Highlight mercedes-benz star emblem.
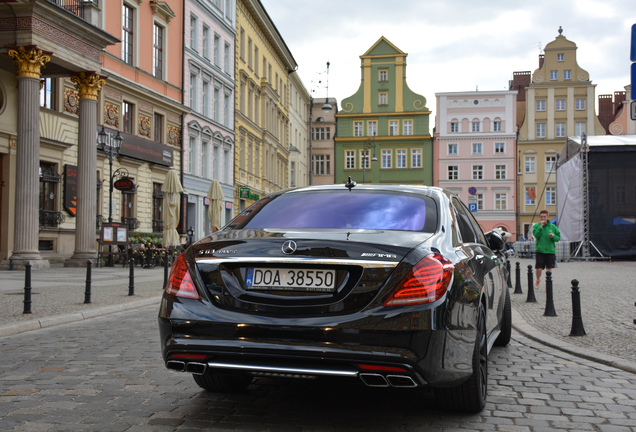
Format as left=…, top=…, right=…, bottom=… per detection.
left=282, top=240, right=297, bottom=255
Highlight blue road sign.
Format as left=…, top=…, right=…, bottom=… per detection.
left=632, top=63, right=636, bottom=100
left=468, top=203, right=477, bottom=213
left=631, top=24, right=636, bottom=62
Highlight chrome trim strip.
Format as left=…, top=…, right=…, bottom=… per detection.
left=207, top=361, right=359, bottom=377
left=195, top=257, right=399, bottom=267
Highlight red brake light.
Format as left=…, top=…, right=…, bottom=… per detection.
left=383, top=253, right=453, bottom=307
left=358, top=364, right=408, bottom=372
left=165, top=254, right=199, bottom=299
left=169, top=353, right=207, bottom=360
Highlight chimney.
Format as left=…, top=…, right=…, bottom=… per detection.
left=614, top=91, right=626, bottom=113
left=509, top=71, right=531, bottom=102
left=538, top=54, right=545, bottom=69
left=597, top=94, right=613, bottom=134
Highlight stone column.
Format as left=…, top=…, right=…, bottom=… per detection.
left=66, top=72, right=106, bottom=267
left=5, top=45, right=52, bottom=270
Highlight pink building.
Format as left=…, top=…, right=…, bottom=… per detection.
left=434, top=90, right=518, bottom=237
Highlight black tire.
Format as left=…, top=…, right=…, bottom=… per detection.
left=193, top=373, right=253, bottom=393
left=434, top=306, right=487, bottom=413
left=494, top=288, right=512, bottom=346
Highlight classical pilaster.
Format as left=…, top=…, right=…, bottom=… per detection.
left=3, top=45, right=52, bottom=270
left=65, top=72, right=106, bottom=267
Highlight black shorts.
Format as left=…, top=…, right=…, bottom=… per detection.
left=535, top=252, right=556, bottom=269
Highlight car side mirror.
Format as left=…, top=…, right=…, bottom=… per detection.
left=485, top=230, right=505, bottom=252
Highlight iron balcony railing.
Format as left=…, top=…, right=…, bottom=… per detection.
left=122, top=217, right=140, bottom=231
left=152, top=219, right=164, bottom=234
left=46, top=0, right=88, bottom=18
left=40, top=210, right=66, bottom=228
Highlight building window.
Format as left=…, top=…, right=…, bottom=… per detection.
left=451, top=122, right=459, bottom=133
left=525, top=156, right=535, bottom=173
left=448, top=143, right=458, bottom=155
left=40, top=78, right=56, bottom=109
left=472, top=165, right=483, bottom=180
left=546, top=187, right=556, bottom=205
left=188, top=136, right=197, bottom=175
left=526, top=187, right=536, bottom=205
left=39, top=162, right=60, bottom=227
left=345, top=150, right=355, bottom=170
left=477, top=193, right=484, bottom=210
left=412, top=149, right=421, bottom=168
left=471, top=143, right=482, bottom=155
left=471, top=121, right=480, bottom=132
left=290, top=162, right=295, bottom=187
left=536, top=123, right=546, bottom=138
left=122, top=101, right=133, bottom=133
left=616, top=186, right=626, bottom=203
left=379, top=70, right=387, bottom=81
left=556, top=99, right=565, bottom=111
left=189, top=15, right=197, bottom=51
left=546, top=155, right=556, bottom=173
left=202, top=80, right=210, bottom=117
left=550, top=70, right=557, bottom=80
left=536, top=100, right=546, bottom=111
left=494, top=142, right=505, bottom=154
left=495, top=164, right=506, bottom=180
left=556, top=122, right=565, bottom=137
left=254, top=46, right=259, bottom=75
left=154, top=113, right=163, bottom=143
left=202, top=25, right=210, bottom=59
left=575, top=122, right=586, bottom=136
left=382, top=150, right=392, bottom=169
left=214, top=34, right=220, bottom=66
left=121, top=187, right=135, bottom=227
left=122, top=4, right=134, bottom=65
left=361, top=150, right=370, bottom=169
left=314, top=127, right=329, bottom=140
left=189, top=72, right=198, bottom=112
left=224, top=43, right=231, bottom=74
left=447, top=165, right=458, bottom=180
left=575, top=99, right=586, bottom=110
left=397, top=150, right=406, bottom=168
left=202, top=140, right=210, bottom=178
left=389, top=121, right=398, bottom=136
left=224, top=93, right=230, bottom=127
left=152, top=183, right=164, bottom=233
left=557, top=53, right=564, bottom=61
left=379, top=93, right=387, bottom=105
left=239, top=27, right=244, bottom=59
left=247, top=37, right=252, bottom=69
left=493, top=121, right=501, bottom=132
left=314, top=155, right=330, bottom=175
left=403, top=120, right=413, bottom=136
left=354, top=121, right=362, bottom=137
left=564, top=70, right=571, bottom=80
left=214, top=86, right=220, bottom=122
left=368, top=121, right=377, bottom=137
left=153, top=23, right=164, bottom=79
left=495, top=193, right=507, bottom=210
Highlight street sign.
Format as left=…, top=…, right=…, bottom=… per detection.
left=632, top=63, right=636, bottom=101
left=468, top=203, right=477, bottom=213
left=631, top=23, right=636, bottom=62
left=468, top=187, right=477, bottom=195
left=631, top=100, right=636, bottom=121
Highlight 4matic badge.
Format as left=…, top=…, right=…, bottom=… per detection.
left=361, top=253, right=397, bottom=259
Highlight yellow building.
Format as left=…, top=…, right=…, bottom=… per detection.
left=234, top=0, right=297, bottom=213
left=517, top=28, right=604, bottom=238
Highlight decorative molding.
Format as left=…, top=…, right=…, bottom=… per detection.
left=6, top=45, right=51, bottom=78
left=150, top=0, right=176, bottom=23
left=63, top=88, right=79, bottom=115
left=167, top=126, right=181, bottom=146
left=139, top=101, right=153, bottom=113
left=104, top=103, right=119, bottom=128
left=103, top=87, right=122, bottom=101
left=69, top=72, right=106, bottom=100
left=167, top=113, right=180, bottom=124
left=139, top=114, right=151, bottom=138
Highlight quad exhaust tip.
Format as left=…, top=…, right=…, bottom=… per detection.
left=359, top=373, right=417, bottom=388
left=166, top=361, right=206, bottom=375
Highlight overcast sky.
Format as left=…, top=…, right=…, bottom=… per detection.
left=260, top=0, right=634, bottom=121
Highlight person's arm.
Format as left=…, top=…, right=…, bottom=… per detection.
left=552, top=225, right=561, bottom=242
left=533, top=223, right=542, bottom=239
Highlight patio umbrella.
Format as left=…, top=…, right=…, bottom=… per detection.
left=162, top=170, right=183, bottom=247
left=206, top=180, right=224, bottom=232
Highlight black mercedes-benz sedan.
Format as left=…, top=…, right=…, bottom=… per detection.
left=158, top=183, right=511, bottom=412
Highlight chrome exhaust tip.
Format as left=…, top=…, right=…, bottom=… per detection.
left=186, top=362, right=207, bottom=375
left=166, top=360, right=186, bottom=372
left=359, top=373, right=389, bottom=387
left=387, top=375, right=417, bottom=388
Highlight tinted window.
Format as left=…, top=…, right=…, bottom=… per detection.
left=452, top=197, right=487, bottom=245
left=234, top=191, right=436, bottom=232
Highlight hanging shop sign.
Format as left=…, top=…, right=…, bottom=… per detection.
left=64, top=164, right=78, bottom=216
left=114, top=177, right=136, bottom=192
left=101, top=126, right=174, bottom=167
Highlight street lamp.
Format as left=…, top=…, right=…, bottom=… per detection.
left=98, top=126, right=124, bottom=267
left=362, top=133, right=378, bottom=183
left=322, top=61, right=332, bottom=113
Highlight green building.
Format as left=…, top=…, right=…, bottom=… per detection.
left=335, top=37, right=432, bottom=185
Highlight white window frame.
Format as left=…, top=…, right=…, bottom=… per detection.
left=495, top=164, right=507, bottom=180
left=575, top=122, right=586, bottom=136
left=379, top=93, right=387, bottom=105
left=451, top=122, right=459, bottom=133
left=345, top=150, right=355, bottom=170
left=494, top=142, right=505, bottom=154
left=556, top=99, right=565, bottom=111
left=354, top=121, right=363, bottom=137
left=564, top=70, right=571, bottom=80
left=536, top=100, right=546, bottom=111
left=546, top=187, right=556, bottom=205
left=447, top=165, right=458, bottom=180
left=411, top=149, right=421, bottom=168
left=396, top=150, right=406, bottom=169
left=525, top=156, right=536, bottom=173
left=202, top=25, right=210, bottom=59
left=557, top=53, right=564, bottom=61
left=379, top=70, right=387, bottom=81
left=389, top=121, right=398, bottom=136
left=471, top=121, right=480, bottom=132
left=471, top=143, right=482, bottom=155
left=472, top=165, right=483, bottom=180
left=381, top=149, right=392, bottom=169
left=368, top=121, right=377, bottom=137
left=189, top=15, right=198, bottom=51
left=448, top=143, right=458, bottom=156
left=575, top=99, right=586, bottom=110
left=536, top=123, right=546, bottom=138
left=495, top=193, right=507, bottom=210
left=476, top=193, right=484, bottom=211
left=403, top=120, right=413, bottom=136
left=550, top=70, right=558, bottom=80
left=556, top=122, right=565, bottom=137
left=493, top=121, right=502, bottom=132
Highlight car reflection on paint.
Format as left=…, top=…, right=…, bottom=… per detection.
left=158, top=183, right=512, bottom=412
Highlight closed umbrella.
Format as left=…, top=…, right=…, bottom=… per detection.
left=162, top=170, right=183, bottom=247
left=206, top=180, right=224, bottom=232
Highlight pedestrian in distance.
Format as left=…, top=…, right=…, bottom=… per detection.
left=533, top=209, right=560, bottom=289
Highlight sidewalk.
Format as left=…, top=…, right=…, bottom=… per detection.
left=1, top=257, right=635, bottom=374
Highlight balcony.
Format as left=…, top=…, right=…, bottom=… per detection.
left=122, top=217, right=140, bottom=231
left=152, top=220, right=164, bottom=234
left=46, top=0, right=88, bottom=18
left=40, top=210, right=66, bottom=228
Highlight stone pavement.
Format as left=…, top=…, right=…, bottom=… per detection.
left=1, top=257, right=635, bottom=374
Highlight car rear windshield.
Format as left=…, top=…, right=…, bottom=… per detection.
left=234, top=191, right=437, bottom=232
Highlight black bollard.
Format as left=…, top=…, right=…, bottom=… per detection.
left=514, top=261, right=523, bottom=294
left=526, top=264, right=537, bottom=303
left=543, top=270, right=557, bottom=316
left=506, top=260, right=512, bottom=288
left=569, top=279, right=586, bottom=336
left=23, top=263, right=32, bottom=314
left=163, top=252, right=169, bottom=289
left=128, top=258, right=135, bottom=296
left=84, top=260, right=92, bottom=304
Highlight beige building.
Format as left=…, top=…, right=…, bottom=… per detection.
left=310, top=97, right=338, bottom=185
left=287, top=73, right=310, bottom=187
left=517, top=28, right=604, bottom=238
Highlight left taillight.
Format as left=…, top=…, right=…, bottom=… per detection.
left=165, top=254, right=199, bottom=299
left=383, top=253, right=453, bottom=307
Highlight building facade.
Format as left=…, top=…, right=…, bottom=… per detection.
left=604, top=85, right=635, bottom=135
left=335, top=37, right=432, bottom=186
left=234, top=0, right=296, bottom=213
left=434, top=90, right=518, bottom=237
left=183, top=0, right=236, bottom=239
left=310, top=97, right=337, bottom=185
left=517, top=28, right=605, bottom=239
left=287, top=73, right=310, bottom=188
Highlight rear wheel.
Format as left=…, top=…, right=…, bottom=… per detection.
left=494, top=288, right=512, bottom=346
left=193, top=373, right=253, bottom=393
left=434, top=306, right=487, bottom=412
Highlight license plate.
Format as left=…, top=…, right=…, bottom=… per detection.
left=245, top=268, right=336, bottom=292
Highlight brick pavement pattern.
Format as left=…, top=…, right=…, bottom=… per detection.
left=1, top=306, right=636, bottom=431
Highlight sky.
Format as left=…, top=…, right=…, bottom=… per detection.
left=259, top=0, right=634, bottom=122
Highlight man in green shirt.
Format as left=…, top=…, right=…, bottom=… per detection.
left=533, top=209, right=561, bottom=288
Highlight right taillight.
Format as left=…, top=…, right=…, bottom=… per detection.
left=383, top=253, right=453, bottom=307
left=165, top=254, right=199, bottom=299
